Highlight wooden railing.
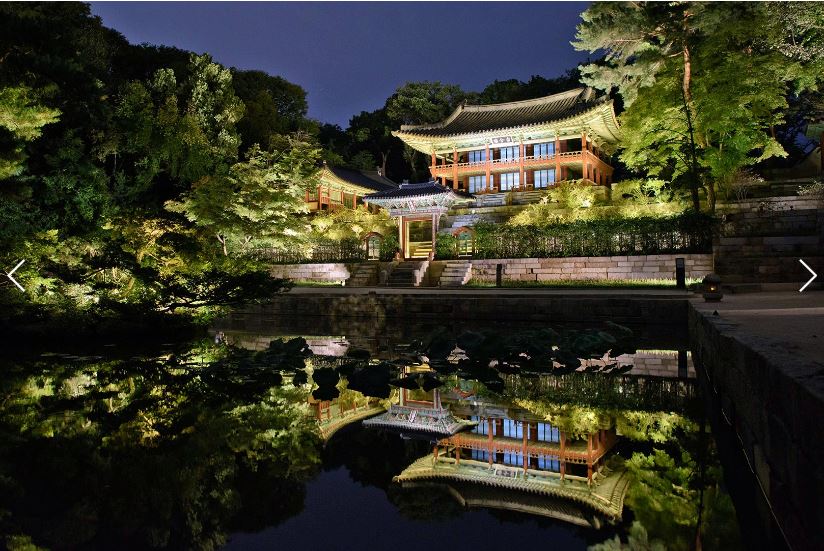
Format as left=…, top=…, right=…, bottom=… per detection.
left=429, top=150, right=610, bottom=181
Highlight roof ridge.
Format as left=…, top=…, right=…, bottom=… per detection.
left=400, top=87, right=592, bottom=132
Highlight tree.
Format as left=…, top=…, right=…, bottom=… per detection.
left=167, top=136, right=320, bottom=256
left=478, top=71, right=581, bottom=104
left=0, top=86, right=60, bottom=179
left=384, top=81, right=469, bottom=181
left=231, top=69, right=309, bottom=151
left=574, top=2, right=824, bottom=211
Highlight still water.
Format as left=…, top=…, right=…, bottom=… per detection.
left=0, top=317, right=742, bottom=550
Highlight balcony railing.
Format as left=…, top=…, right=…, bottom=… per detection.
left=430, top=150, right=606, bottom=177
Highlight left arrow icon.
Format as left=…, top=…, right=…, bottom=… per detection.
left=5, top=259, right=25, bottom=292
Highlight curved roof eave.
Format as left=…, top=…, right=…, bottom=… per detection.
left=393, top=101, right=621, bottom=155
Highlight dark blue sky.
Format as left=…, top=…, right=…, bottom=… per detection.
left=90, top=2, right=591, bottom=127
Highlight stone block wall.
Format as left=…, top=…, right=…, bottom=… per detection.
left=269, top=263, right=350, bottom=282
left=689, top=306, right=824, bottom=551
left=614, top=350, right=695, bottom=378
left=469, top=254, right=713, bottom=283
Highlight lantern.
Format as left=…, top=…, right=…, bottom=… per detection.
left=702, top=273, right=723, bottom=302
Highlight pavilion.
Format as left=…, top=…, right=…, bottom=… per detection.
left=363, top=181, right=473, bottom=258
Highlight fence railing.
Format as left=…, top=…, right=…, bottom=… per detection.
left=438, top=213, right=715, bottom=260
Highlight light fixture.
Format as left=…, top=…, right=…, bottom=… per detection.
left=702, top=273, right=723, bottom=302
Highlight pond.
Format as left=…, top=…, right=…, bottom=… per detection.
left=0, top=317, right=744, bottom=551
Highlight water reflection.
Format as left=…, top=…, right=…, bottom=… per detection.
left=0, top=321, right=741, bottom=550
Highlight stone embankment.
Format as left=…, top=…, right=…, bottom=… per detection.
left=470, top=254, right=712, bottom=283
left=689, top=294, right=824, bottom=551
left=714, top=195, right=824, bottom=287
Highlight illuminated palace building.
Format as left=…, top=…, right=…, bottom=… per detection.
left=363, top=88, right=621, bottom=258
left=393, top=87, right=620, bottom=195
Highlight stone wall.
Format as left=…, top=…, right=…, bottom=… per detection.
left=714, top=196, right=824, bottom=285
left=689, top=305, right=824, bottom=551
left=238, top=291, right=689, bottom=326
left=269, top=263, right=351, bottom=282
left=470, top=254, right=713, bottom=282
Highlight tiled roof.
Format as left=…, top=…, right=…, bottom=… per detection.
left=364, top=181, right=472, bottom=201
left=325, top=166, right=397, bottom=192
left=397, top=88, right=606, bottom=137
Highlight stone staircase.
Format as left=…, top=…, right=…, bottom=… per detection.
left=346, top=262, right=379, bottom=287
left=410, top=241, right=433, bottom=258
left=714, top=204, right=824, bottom=286
left=439, top=260, right=472, bottom=287
left=386, top=261, right=429, bottom=287
left=450, top=214, right=480, bottom=229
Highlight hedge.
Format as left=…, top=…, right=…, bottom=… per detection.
left=437, top=213, right=715, bottom=260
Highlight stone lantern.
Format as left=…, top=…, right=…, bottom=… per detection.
left=702, top=273, right=723, bottom=302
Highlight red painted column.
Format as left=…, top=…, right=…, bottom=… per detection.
left=487, top=418, right=494, bottom=465
left=554, top=136, right=561, bottom=183
left=485, top=143, right=491, bottom=193
left=559, top=431, right=566, bottom=480
left=522, top=422, right=528, bottom=472
left=452, top=146, right=458, bottom=190
left=518, top=141, right=525, bottom=190
left=587, top=433, right=593, bottom=484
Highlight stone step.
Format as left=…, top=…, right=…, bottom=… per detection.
left=438, top=259, right=472, bottom=287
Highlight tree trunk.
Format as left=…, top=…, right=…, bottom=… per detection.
left=380, top=151, right=388, bottom=177
left=218, top=234, right=228, bottom=256
left=682, top=43, right=702, bottom=213
left=707, top=180, right=717, bottom=213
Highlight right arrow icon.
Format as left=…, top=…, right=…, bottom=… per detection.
left=799, top=259, right=818, bottom=293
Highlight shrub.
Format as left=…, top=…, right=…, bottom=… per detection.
left=472, top=212, right=715, bottom=259
left=435, top=233, right=458, bottom=260
left=798, top=180, right=824, bottom=199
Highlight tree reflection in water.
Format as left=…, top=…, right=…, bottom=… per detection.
left=0, top=339, right=323, bottom=550
left=0, top=324, right=742, bottom=551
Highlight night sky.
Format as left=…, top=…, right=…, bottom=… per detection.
left=90, top=2, right=592, bottom=128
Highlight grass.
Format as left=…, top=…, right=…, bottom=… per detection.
left=464, top=278, right=702, bottom=290
left=289, top=279, right=345, bottom=287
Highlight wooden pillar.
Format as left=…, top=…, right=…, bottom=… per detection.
left=398, top=215, right=404, bottom=259
left=431, top=212, right=437, bottom=255
left=518, top=140, right=525, bottom=190
left=485, top=143, right=491, bottom=193
left=587, top=433, right=593, bottom=484
left=554, top=135, right=561, bottom=183
left=522, top=422, right=528, bottom=472
left=559, top=430, right=566, bottom=480
left=487, top=418, right=494, bottom=465
left=433, top=444, right=439, bottom=465
left=455, top=445, right=460, bottom=464
left=431, top=150, right=436, bottom=169
left=452, top=146, right=458, bottom=190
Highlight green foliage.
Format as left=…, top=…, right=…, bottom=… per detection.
left=473, top=212, right=714, bottom=259
left=0, top=7, right=314, bottom=329
left=798, top=180, right=824, bottom=199
left=385, top=81, right=468, bottom=126
left=379, top=232, right=400, bottom=261
left=590, top=522, right=667, bottom=551
left=611, top=179, right=668, bottom=204
left=168, top=137, right=319, bottom=256
left=385, top=81, right=470, bottom=180
left=435, top=232, right=458, bottom=260
left=0, top=340, right=323, bottom=548
left=547, top=179, right=601, bottom=211
left=231, top=69, right=309, bottom=151
left=0, top=86, right=60, bottom=179
left=309, top=204, right=395, bottom=241
left=574, top=2, right=824, bottom=211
